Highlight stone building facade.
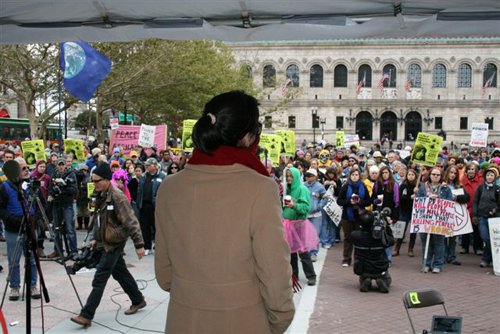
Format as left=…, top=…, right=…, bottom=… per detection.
left=230, top=38, right=499, bottom=148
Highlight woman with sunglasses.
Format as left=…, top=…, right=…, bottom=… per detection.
left=167, top=162, right=181, bottom=175
left=416, top=166, right=453, bottom=273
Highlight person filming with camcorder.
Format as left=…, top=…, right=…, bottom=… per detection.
left=46, top=157, right=78, bottom=260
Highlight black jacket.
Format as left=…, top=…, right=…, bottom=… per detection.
left=352, top=226, right=394, bottom=275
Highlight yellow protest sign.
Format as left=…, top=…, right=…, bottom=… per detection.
left=411, top=132, right=443, bottom=167
left=21, top=140, right=46, bottom=166
left=335, top=131, right=345, bottom=147
left=64, top=139, right=86, bottom=162
left=182, top=119, right=197, bottom=152
left=259, top=134, right=281, bottom=167
left=87, top=182, right=96, bottom=212
left=275, top=130, right=296, bottom=155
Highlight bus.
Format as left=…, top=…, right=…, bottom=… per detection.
left=0, top=118, right=63, bottom=145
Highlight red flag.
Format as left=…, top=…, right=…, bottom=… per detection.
left=377, top=73, right=390, bottom=91
left=356, top=72, right=366, bottom=95
left=281, top=78, right=292, bottom=96
left=482, top=72, right=496, bottom=96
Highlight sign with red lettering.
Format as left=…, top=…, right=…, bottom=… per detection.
left=410, top=197, right=473, bottom=237
left=109, top=124, right=167, bottom=156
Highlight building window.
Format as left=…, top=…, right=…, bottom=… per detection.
left=263, top=65, right=276, bottom=88
left=286, top=64, right=300, bottom=87
left=358, top=64, right=372, bottom=87
left=435, top=117, right=443, bottom=129
left=288, top=116, right=296, bottom=129
left=483, top=63, right=498, bottom=88
left=382, top=64, right=397, bottom=88
left=334, top=64, right=348, bottom=87
left=264, top=116, right=272, bottom=129
left=485, top=117, right=494, bottom=130
left=457, top=63, right=472, bottom=88
left=336, top=116, right=344, bottom=129
left=407, top=63, right=422, bottom=88
left=460, top=117, right=468, bottom=130
left=432, top=63, right=447, bottom=88
left=310, top=64, right=323, bottom=88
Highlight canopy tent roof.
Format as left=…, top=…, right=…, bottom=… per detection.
left=1, top=0, right=500, bottom=44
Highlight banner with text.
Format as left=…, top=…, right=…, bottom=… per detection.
left=259, top=134, right=282, bottom=166
left=469, top=123, right=489, bottom=147
left=410, top=132, right=443, bottom=167
left=411, top=197, right=473, bottom=237
left=344, top=134, right=360, bottom=149
left=110, top=125, right=167, bottom=156
left=275, top=130, right=296, bottom=155
left=63, top=139, right=86, bottom=162
left=182, top=119, right=197, bottom=152
left=21, top=140, right=46, bottom=166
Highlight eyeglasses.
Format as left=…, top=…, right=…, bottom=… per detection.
left=92, top=178, right=104, bottom=183
left=22, top=166, right=29, bottom=170
left=431, top=173, right=441, bottom=176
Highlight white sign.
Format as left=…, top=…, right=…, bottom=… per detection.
left=470, top=123, right=489, bottom=147
left=110, top=118, right=119, bottom=130
left=344, top=134, right=360, bottom=149
left=323, top=198, right=343, bottom=226
left=138, top=124, right=156, bottom=148
left=390, top=221, right=406, bottom=239
left=489, top=218, right=500, bottom=276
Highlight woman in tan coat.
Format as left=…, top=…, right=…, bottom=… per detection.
left=155, top=91, right=295, bottom=334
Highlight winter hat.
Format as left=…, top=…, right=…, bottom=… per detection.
left=93, top=162, right=112, bottom=180
left=91, top=148, right=102, bottom=156
left=485, top=167, right=499, bottom=178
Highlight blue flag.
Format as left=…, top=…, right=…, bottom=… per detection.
left=60, top=41, right=111, bottom=102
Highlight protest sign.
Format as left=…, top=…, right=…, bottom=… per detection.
left=63, top=139, right=86, bottom=162
left=110, top=118, right=119, bottom=130
left=469, top=123, right=489, bottom=147
left=411, top=197, right=473, bottom=237
left=335, top=131, right=345, bottom=147
left=397, top=149, right=411, bottom=160
left=182, top=119, right=197, bottom=151
left=410, top=132, right=443, bottom=166
left=138, top=124, right=156, bottom=148
left=344, top=134, right=360, bottom=149
left=390, top=221, right=406, bottom=239
left=275, top=130, right=296, bottom=155
left=21, top=140, right=45, bottom=166
left=259, top=134, right=282, bottom=166
left=323, top=198, right=343, bottom=226
left=87, top=182, right=95, bottom=212
left=488, top=218, right=500, bottom=276
left=110, top=125, right=167, bottom=156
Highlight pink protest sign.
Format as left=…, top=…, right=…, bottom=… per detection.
left=110, top=124, right=167, bottom=156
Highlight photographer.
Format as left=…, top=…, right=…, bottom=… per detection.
left=47, top=158, right=78, bottom=260
left=352, top=210, right=394, bottom=293
left=70, top=163, right=146, bottom=328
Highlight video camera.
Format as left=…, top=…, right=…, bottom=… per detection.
left=66, top=246, right=102, bottom=275
left=372, top=207, right=392, bottom=244
left=50, top=176, right=73, bottom=197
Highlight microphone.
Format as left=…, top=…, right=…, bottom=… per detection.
left=2, top=160, right=21, bottom=185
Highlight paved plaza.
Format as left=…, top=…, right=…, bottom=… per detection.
left=1, top=230, right=499, bottom=333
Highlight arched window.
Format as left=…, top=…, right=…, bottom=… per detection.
left=355, top=111, right=373, bottom=140
left=382, top=64, right=397, bottom=88
left=310, top=64, right=323, bottom=88
left=432, top=63, right=447, bottom=88
left=334, top=64, right=348, bottom=87
left=405, top=111, right=422, bottom=141
left=358, top=64, right=372, bottom=87
left=457, top=63, right=472, bottom=88
left=483, top=63, right=498, bottom=88
left=286, top=64, right=300, bottom=87
left=407, top=63, right=422, bottom=88
left=380, top=111, right=398, bottom=141
left=263, top=65, right=276, bottom=88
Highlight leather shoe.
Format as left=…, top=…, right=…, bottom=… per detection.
left=70, top=315, right=91, bottom=327
left=124, top=299, right=146, bottom=315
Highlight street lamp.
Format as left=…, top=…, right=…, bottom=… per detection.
left=320, top=117, right=326, bottom=141
left=123, top=98, right=128, bottom=125
left=311, top=107, right=318, bottom=144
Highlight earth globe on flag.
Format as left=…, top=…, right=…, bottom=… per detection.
left=62, top=42, right=86, bottom=79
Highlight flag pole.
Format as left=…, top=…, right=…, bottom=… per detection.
left=57, top=53, right=63, bottom=155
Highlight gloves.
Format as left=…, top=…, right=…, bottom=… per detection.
left=472, top=217, right=479, bottom=225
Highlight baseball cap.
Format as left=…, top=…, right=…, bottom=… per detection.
left=144, top=157, right=159, bottom=166
left=305, top=168, right=318, bottom=177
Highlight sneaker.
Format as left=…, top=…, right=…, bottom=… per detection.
left=310, top=255, right=318, bottom=262
left=480, top=261, right=488, bottom=268
left=323, top=244, right=332, bottom=249
left=360, top=278, right=371, bottom=292
left=408, top=250, right=414, bottom=257
left=376, top=278, right=389, bottom=293
left=307, top=278, right=316, bottom=286
left=422, top=266, right=430, bottom=273
left=432, top=267, right=441, bottom=274
left=342, top=263, right=349, bottom=267
left=9, top=288, right=20, bottom=301
left=31, top=287, right=41, bottom=299
left=144, top=249, right=150, bottom=256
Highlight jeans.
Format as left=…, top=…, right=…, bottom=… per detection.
left=308, top=216, right=322, bottom=256
left=52, top=203, right=77, bottom=255
left=420, top=233, right=445, bottom=269
left=140, top=202, right=156, bottom=250
left=291, top=252, right=316, bottom=280
left=445, top=236, right=457, bottom=262
left=478, top=216, right=492, bottom=264
left=5, top=230, right=38, bottom=289
left=385, top=247, right=393, bottom=264
left=320, top=211, right=336, bottom=247
left=80, top=245, right=144, bottom=319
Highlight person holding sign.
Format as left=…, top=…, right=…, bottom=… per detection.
left=443, top=165, right=470, bottom=266
left=472, top=167, right=500, bottom=268
left=416, top=167, right=452, bottom=273
left=398, top=169, right=419, bottom=257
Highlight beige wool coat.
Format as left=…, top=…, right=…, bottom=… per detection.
left=155, top=163, right=295, bottom=334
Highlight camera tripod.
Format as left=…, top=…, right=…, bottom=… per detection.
left=0, top=185, right=83, bottom=334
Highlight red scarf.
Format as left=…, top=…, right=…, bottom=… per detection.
left=188, top=138, right=269, bottom=177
